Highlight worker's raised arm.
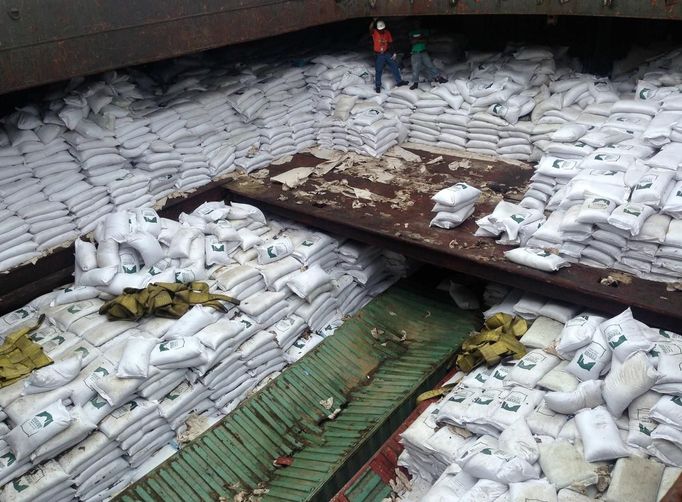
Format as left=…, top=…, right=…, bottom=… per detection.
left=369, top=19, right=376, bottom=35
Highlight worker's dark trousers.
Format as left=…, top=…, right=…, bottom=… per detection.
left=411, top=51, right=439, bottom=83
left=375, top=53, right=403, bottom=91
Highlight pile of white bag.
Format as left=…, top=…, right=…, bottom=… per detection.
left=430, top=182, right=481, bottom=229
left=398, top=287, right=682, bottom=502
left=485, top=49, right=682, bottom=283
left=0, top=41, right=567, bottom=274
left=6, top=39, right=682, bottom=286
left=0, top=200, right=408, bottom=501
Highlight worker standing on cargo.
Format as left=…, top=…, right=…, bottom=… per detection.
left=370, top=19, right=408, bottom=93
left=409, top=23, right=448, bottom=90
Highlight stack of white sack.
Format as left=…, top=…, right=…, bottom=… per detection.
left=256, top=66, right=317, bottom=157
left=165, top=101, right=213, bottom=192
left=398, top=288, right=682, bottom=502
left=12, top=39, right=682, bottom=280
left=305, top=54, right=374, bottom=113
left=0, top=40, right=576, bottom=273
left=8, top=128, right=82, bottom=250
left=131, top=109, right=183, bottom=198
left=497, top=48, right=682, bottom=283
left=0, top=205, right=40, bottom=271
left=430, top=182, right=481, bottom=229
left=476, top=200, right=545, bottom=246
left=346, top=103, right=402, bottom=158
left=0, top=198, right=409, bottom=500
left=408, top=91, right=449, bottom=146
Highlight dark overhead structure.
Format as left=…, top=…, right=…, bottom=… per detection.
left=1, top=0, right=682, bottom=95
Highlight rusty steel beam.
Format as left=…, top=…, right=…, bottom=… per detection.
left=221, top=149, right=682, bottom=332
left=1, top=0, right=682, bottom=95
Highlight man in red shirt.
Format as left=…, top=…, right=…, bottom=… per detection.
left=370, top=19, right=408, bottom=93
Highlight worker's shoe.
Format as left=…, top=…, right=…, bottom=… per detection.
left=435, top=76, right=449, bottom=83
left=410, top=83, right=418, bottom=90
left=397, top=80, right=409, bottom=87
left=375, top=87, right=381, bottom=93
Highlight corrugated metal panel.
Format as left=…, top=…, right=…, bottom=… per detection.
left=333, top=368, right=462, bottom=502
left=117, top=284, right=478, bottom=501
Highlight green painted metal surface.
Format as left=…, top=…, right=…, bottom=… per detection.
left=117, top=283, right=478, bottom=502
left=344, top=470, right=392, bottom=502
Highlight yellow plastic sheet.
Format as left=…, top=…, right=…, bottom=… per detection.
left=0, top=315, right=52, bottom=387
left=456, top=313, right=528, bottom=373
left=99, top=282, right=238, bottom=321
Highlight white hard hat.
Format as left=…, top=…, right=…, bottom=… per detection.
left=376, top=20, right=386, bottom=30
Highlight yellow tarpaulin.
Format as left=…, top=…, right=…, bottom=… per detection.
left=0, top=315, right=52, bottom=387
left=99, top=282, right=238, bottom=321
left=456, top=313, right=528, bottom=373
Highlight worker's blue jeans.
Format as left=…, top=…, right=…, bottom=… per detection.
left=375, top=53, right=402, bottom=91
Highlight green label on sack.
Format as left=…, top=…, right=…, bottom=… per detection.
left=517, top=360, right=535, bottom=370
left=94, top=367, right=109, bottom=377
left=159, top=339, right=184, bottom=352
left=212, top=243, right=225, bottom=252
left=501, top=401, right=521, bottom=412
left=510, top=214, right=526, bottom=223
left=608, top=333, right=627, bottom=349
left=267, top=246, right=277, bottom=258
left=0, top=452, right=15, bottom=467
left=672, top=396, right=682, bottom=407
left=623, top=207, right=641, bottom=216
left=639, top=423, right=652, bottom=436
left=552, top=159, right=575, bottom=169
left=36, top=411, right=53, bottom=427
left=577, top=354, right=596, bottom=371
left=67, top=305, right=82, bottom=314
left=23, top=411, right=53, bottom=436
left=589, top=198, right=611, bottom=209
left=123, top=265, right=137, bottom=274
left=89, top=395, right=109, bottom=409
left=12, top=478, right=28, bottom=492
left=474, top=397, right=494, bottom=405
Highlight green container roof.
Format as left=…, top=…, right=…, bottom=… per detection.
left=117, top=283, right=478, bottom=502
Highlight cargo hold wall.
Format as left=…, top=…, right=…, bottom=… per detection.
left=2, top=0, right=682, bottom=96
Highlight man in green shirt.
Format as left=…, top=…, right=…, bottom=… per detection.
left=409, top=26, right=447, bottom=90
